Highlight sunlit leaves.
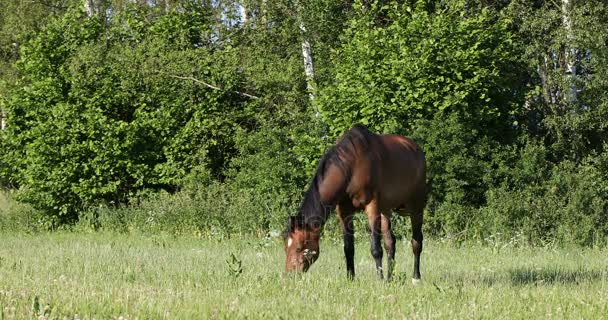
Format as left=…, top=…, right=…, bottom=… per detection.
left=317, top=0, right=526, bottom=136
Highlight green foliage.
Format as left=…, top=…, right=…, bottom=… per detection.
left=1, top=233, right=608, bottom=318
left=80, top=183, right=295, bottom=236
left=509, top=0, right=608, bottom=161
left=411, top=113, right=497, bottom=207
left=0, top=190, right=42, bottom=232
left=2, top=5, right=258, bottom=222
left=0, top=0, right=75, bottom=97
left=227, top=125, right=304, bottom=205
left=226, top=252, right=243, bottom=278
left=483, top=152, right=608, bottom=246
left=0, top=0, right=607, bottom=247
left=317, top=0, right=526, bottom=135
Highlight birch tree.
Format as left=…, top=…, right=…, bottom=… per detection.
left=83, top=0, right=103, bottom=16
left=510, top=0, right=608, bottom=160
left=299, top=18, right=316, bottom=102
left=295, top=0, right=317, bottom=107
left=561, top=0, right=578, bottom=103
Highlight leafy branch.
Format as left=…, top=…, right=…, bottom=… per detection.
left=169, top=75, right=260, bottom=100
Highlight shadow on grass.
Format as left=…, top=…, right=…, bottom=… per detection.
left=431, top=268, right=608, bottom=288
left=505, top=268, right=607, bottom=286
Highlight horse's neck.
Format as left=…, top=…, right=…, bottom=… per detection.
left=317, top=163, right=349, bottom=207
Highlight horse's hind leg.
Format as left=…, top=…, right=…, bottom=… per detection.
left=410, top=211, right=423, bottom=285
left=381, top=212, right=396, bottom=281
left=365, top=201, right=383, bottom=279
left=337, top=204, right=355, bottom=279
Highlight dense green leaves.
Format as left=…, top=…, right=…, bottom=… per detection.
left=2, top=5, right=260, bottom=221
left=0, top=0, right=607, bottom=245
left=317, top=0, right=526, bottom=136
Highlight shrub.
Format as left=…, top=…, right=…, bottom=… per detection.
left=2, top=7, right=254, bottom=222
left=479, top=151, right=608, bottom=246
left=79, top=182, right=298, bottom=237
left=0, top=190, right=42, bottom=232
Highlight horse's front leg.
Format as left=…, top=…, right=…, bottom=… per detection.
left=337, top=204, right=355, bottom=279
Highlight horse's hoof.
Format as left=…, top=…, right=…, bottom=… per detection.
left=412, top=278, right=422, bottom=286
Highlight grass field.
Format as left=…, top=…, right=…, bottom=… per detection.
left=1, top=232, right=607, bottom=319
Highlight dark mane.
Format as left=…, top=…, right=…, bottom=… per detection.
left=295, top=124, right=373, bottom=229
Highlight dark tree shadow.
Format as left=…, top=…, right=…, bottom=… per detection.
left=395, top=268, right=607, bottom=290
left=506, top=268, right=607, bottom=286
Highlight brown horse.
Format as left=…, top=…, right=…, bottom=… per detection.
left=285, top=124, right=427, bottom=283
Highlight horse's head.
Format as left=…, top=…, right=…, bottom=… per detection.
left=284, top=216, right=320, bottom=273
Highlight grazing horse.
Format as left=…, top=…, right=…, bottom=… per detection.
left=284, top=124, right=427, bottom=283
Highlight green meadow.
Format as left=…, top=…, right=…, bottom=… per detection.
left=1, top=232, right=607, bottom=319
left=3, top=1, right=608, bottom=319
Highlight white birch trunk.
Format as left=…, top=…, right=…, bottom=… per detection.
left=300, top=23, right=316, bottom=102
left=562, top=0, right=578, bottom=103
left=0, top=111, right=5, bottom=130
left=296, top=1, right=316, bottom=105
left=239, top=2, right=248, bottom=26
left=84, top=0, right=96, bottom=16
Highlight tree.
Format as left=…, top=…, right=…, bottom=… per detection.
left=510, top=0, right=608, bottom=161
left=1, top=3, right=256, bottom=221
left=317, top=0, right=527, bottom=136
left=0, top=0, right=76, bottom=127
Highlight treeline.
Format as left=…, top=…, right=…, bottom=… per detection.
left=1, top=0, right=607, bottom=245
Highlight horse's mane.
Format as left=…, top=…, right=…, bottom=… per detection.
left=295, top=124, right=373, bottom=229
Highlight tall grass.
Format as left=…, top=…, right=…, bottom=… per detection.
left=1, top=232, right=607, bottom=319
left=78, top=184, right=298, bottom=237
left=0, top=190, right=41, bottom=232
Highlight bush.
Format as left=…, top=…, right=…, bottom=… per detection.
left=408, top=112, right=511, bottom=235
left=0, top=190, right=42, bottom=232
left=477, top=149, right=608, bottom=246
left=79, top=182, right=298, bottom=237
left=316, top=0, right=526, bottom=136
left=2, top=7, right=255, bottom=222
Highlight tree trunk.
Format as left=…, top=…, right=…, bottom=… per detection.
left=562, top=0, right=578, bottom=103
left=296, top=1, right=317, bottom=105
left=300, top=24, right=316, bottom=102
left=83, top=0, right=96, bottom=16
left=83, top=0, right=109, bottom=21
left=239, top=1, right=249, bottom=26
